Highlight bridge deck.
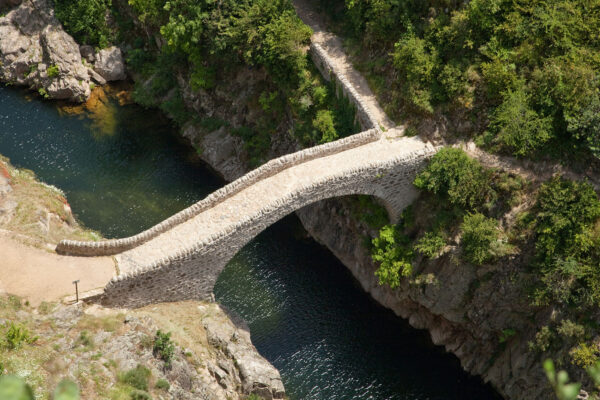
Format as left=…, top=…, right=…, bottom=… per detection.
left=117, top=131, right=425, bottom=273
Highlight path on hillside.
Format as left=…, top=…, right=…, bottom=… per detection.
left=292, top=0, right=395, bottom=130
left=0, top=234, right=114, bottom=305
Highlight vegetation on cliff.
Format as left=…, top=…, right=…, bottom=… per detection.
left=317, top=0, right=600, bottom=164
left=53, top=0, right=360, bottom=166
left=371, top=148, right=600, bottom=397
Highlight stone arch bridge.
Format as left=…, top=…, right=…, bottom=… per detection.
left=56, top=22, right=439, bottom=307
left=57, top=129, right=436, bottom=308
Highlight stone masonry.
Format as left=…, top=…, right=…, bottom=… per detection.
left=54, top=2, right=438, bottom=308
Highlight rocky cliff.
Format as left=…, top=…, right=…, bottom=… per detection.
left=0, top=0, right=125, bottom=102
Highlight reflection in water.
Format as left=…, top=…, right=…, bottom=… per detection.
left=0, top=85, right=501, bottom=399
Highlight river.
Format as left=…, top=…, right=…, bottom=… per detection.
left=0, top=85, right=501, bottom=400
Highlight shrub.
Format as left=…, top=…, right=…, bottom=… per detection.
left=557, top=320, right=585, bottom=342
left=47, top=64, right=60, bottom=78
left=54, top=0, right=113, bottom=48
left=414, top=231, right=445, bottom=258
left=414, top=148, right=492, bottom=210
left=392, top=34, right=438, bottom=113
left=535, top=178, right=600, bottom=264
left=372, top=224, right=413, bottom=289
left=153, top=331, right=175, bottom=368
left=313, top=109, right=337, bottom=143
left=485, top=87, right=553, bottom=156
left=120, top=365, right=151, bottom=391
left=460, top=213, right=500, bottom=265
left=570, top=342, right=599, bottom=368
left=154, top=379, right=170, bottom=391
left=528, top=326, right=554, bottom=353
left=3, top=323, right=37, bottom=350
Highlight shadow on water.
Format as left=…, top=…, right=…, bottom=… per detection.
left=0, top=84, right=502, bottom=400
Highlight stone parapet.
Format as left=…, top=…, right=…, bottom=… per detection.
left=310, top=43, right=380, bottom=131
left=56, top=128, right=381, bottom=257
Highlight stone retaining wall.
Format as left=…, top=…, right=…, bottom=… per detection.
left=101, top=144, right=436, bottom=308
left=309, top=43, right=379, bottom=131
left=56, top=128, right=381, bottom=257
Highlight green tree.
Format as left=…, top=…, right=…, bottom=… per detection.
left=313, top=110, right=337, bottom=143
left=414, top=148, right=492, bottom=210
left=486, top=87, right=553, bottom=156
left=371, top=224, right=413, bottom=289
left=460, top=212, right=500, bottom=265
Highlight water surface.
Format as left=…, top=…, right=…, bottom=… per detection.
left=0, top=85, right=501, bottom=400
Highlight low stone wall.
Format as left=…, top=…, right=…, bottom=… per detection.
left=56, top=128, right=381, bottom=257
left=101, top=143, right=436, bottom=308
left=309, top=43, right=379, bottom=131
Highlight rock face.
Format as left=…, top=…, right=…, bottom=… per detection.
left=0, top=0, right=126, bottom=102
left=94, top=46, right=126, bottom=81
left=0, top=0, right=92, bottom=101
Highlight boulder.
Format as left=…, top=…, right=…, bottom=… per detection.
left=93, top=46, right=126, bottom=81
left=0, top=0, right=93, bottom=102
left=79, top=44, right=95, bottom=63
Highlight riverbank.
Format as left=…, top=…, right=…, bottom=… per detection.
left=0, top=295, right=284, bottom=399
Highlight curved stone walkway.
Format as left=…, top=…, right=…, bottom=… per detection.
left=115, top=132, right=430, bottom=275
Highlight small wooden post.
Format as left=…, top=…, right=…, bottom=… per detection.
left=72, top=280, right=80, bottom=303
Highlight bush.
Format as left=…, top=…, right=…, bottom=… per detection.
left=570, top=342, right=599, bottom=368
left=414, top=148, right=492, bottom=210
left=46, top=64, right=60, bottom=79
left=371, top=222, right=413, bottom=289
left=486, top=87, right=553, bottom=156
left=154, top=379, right=170, bottom=391
left=532, top=178, right=600, bottom=307
left=54, top=0, right=113, bottom=48
left=460, top=213, right=500, bottom=265
left=557, top=320, right=585, bottom=342
left=120, top=365, right=151, bottom=391
left=392, top=34, right=438, bottom=113
left=153, top=331, right=175, bottom=368
left=535, top=178, right=600, bottom=264
left=414, top=231, right=445, bottom=258
left=3, top=323, right=37, bottom=350
left=528, top=326, right=554, bottom=353
left=313, top=110, right=337, bottom=143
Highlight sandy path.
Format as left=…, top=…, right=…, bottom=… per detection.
left=0, top=234, right=115, bottom=305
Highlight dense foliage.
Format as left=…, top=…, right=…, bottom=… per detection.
left=532, top=178, right=600, bottom=307
left=371, top=149, right=520, bottom=287
left=320, top=0, right=600, bottom=160
left=54, top=0, right=113, bottom=48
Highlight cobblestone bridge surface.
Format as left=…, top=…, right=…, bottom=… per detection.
left=56, top=5, right=438, bottom=307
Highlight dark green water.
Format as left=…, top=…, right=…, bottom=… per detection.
left=0, top=86, right=501, bottom=400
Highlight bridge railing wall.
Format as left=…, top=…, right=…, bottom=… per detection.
left=309, top=43, right=379, bottom=131
left=56, top=128, right=381, bottom=256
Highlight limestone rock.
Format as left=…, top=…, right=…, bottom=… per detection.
left=0, top=0, right=93, bottom=102
left=93, top=46, right=126, bottom=81
left=79, top=44, right=95, bottom=63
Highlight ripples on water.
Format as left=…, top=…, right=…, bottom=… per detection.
left=0, top=85, right=501, bottom=400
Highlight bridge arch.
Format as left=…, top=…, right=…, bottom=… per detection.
left=98, top=139, right=435, bottom=308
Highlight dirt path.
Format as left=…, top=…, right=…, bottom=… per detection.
left=0, top=234, right=115, bottom=305
left=292, top=0, right=396, bottom=130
